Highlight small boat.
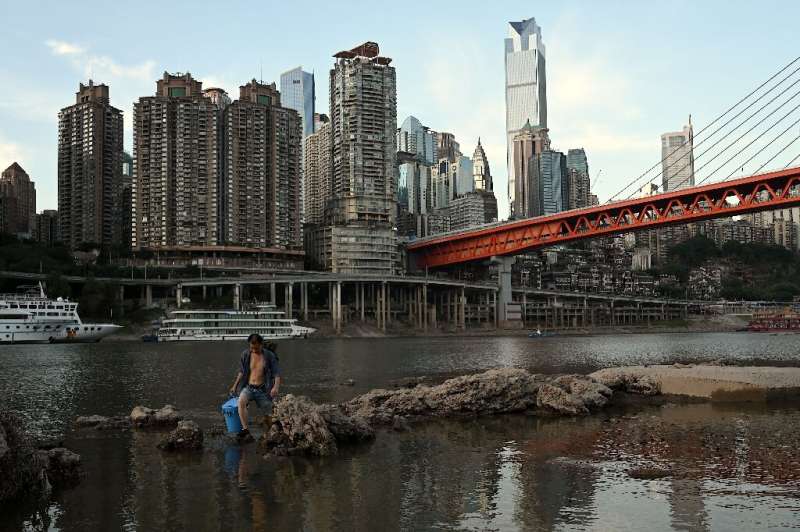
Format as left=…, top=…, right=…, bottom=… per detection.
left=528, top=329, right=556, bottom=338
left=748, top=308, right=800, bottom=332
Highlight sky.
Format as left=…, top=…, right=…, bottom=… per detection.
left=1, top=0, right=799, bottom=220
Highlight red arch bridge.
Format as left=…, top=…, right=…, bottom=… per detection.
left=407, top=166, right=800, bottom=269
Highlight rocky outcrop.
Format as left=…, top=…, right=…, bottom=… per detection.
left=317, top=405, right=374, bottom=443
left=35, top=448, right=82, bottom=488
left=75, top=415, right=132, bottom=430
left=0, top=412, right=45, bottom=503
left=158, top=421, right=203, bottom=451
left=536, top=375, right=613, bottom=415
left=1, top=412, right=82, bottom=504
left=592, top=371, right=661, bottom=396
left=260, top=395, right=337, bottom=457
left=344, top=368, right=541, bottom=424
left=130, top=405, right=182, bottom=429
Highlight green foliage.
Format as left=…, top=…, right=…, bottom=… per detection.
left=77, top=278, right=121, bottom=320
left=668, top=236, right=719, bottom=268
left=45, top=273, right=72, bottom=299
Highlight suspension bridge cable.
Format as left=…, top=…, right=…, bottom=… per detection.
left=638, top=67, right=800, bottom=196
left=755, top=134, right=800, bottom=174
left=784, top=151, right=800, bottom=168
left=666, top=85, right=800, bottom=191
left=698, top=101, right=800, bottom=185
left=723, top=117, right=800, bottom=179
left=606, top=56, right=800, bottom=202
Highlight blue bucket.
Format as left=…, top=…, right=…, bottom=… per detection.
left=222, top=397, right=243, bottom=434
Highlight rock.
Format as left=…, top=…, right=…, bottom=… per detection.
left=36, top=448, right=82, bottom=488
left=75, top=415, right=131, bottom=430
left=0, top=411, right=48, bottom=503
left=317, top=405, right=374, bottom=443
left=35, top=438, right=65, bottom=450
left=628, top=466, right=671, bottom=479
left=593, top=371, right=660, bottom=396
left=392, top=416, right=410, bottom=432
left=345, top=368, right=540, bottom=424
left=130, top=405, right=182, bottom=429
left=158, top=420, right=203, bottom=451
left=537, top=375, right=612, bottom=415
left=260, top=395, right=337, bottom=456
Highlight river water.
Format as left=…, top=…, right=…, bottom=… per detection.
left=2, top=332, right=800, bottom=531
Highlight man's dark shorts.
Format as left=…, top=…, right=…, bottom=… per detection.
left=239, top=384, right=273, bottom=414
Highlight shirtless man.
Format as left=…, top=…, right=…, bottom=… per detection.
left=229, top=334, right=281, bottom=440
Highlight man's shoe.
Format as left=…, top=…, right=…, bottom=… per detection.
left=237, top=428, right=254, bottom=443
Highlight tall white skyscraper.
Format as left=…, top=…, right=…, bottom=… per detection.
left=661, top=122, right=694, bottom=191
left=506, top=17, right=547, bottom=218
left=280, top=67, right=315, bottom=137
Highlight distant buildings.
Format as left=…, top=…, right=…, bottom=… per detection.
left=0, top=163, right=36, bottom=236
left=57, top=81, right=123, bottom=249
left=397, top=116, right=437, bottom=166
left=304, top=113, right=331, bottom=226
left=506, top=17, right=547, bottom=218
left=31, top=209, right=59, bottom=246
left=661, top=122, right=694, bottom=191
left=449, top=190, right=498, bottom=231
left=472, top=138, right=492, bottom=191
left=566, top=148, right=590, bottom=210
left=306, top=42, right=398, bottom=274
left=512, top=120, right=549, bottom=218
left=279, top=67, right=315, bottom=138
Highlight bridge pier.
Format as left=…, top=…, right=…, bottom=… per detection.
left=490, top=256, right=519, bottom=328
left=176, top=284, right=182, bottom=309
left=233, top=283, right=241, bottom=311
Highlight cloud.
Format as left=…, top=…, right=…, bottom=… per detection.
left=45, top=39, right=84, bottom=56
left=0, top=135, right=27, bottom=167
left=45, top=39, right=155, bottom=82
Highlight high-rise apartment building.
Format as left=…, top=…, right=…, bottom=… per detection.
left=436, top=132, right=461, bottom=163
left=0, top=163, right=36, bottom=236
left=661, top=122, right=694, bottom=191
left=512, top=120, right=550, bottom=218
left=133, top=72, right=221, bottom=250
left=449, top=190, right=499, bottom=231
left=224, top=80, right=302, bottom=250
left=306, top=42, right=398, bottom=274
left=31, top=209, right=59, bottom=246
left=397, top=116, right=437, bottom=165
left=472, top=138, right=492, bottom=191
left=304, top=114, right=331, bottom=226
left=506, top=17, right=547, bottom=217
left=57, top=81, right=122, bottom=249
left=280, top=67, right=315, bottom=138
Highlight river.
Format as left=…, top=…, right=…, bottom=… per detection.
left=2, top=332, right=800, bottom=530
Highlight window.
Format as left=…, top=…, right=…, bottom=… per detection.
left=257, top=95, right=271, bottom=106
left=169, top=87, right=187, bottom=98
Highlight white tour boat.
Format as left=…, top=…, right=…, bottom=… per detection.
left=157, top=304, right=315, bottom=341
left=0, top=285, right=121, bottom=344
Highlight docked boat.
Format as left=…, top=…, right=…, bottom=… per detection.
left=0, top=285, right=121, bottom=344
left=748, top=308, right=800, bottom=332
left=157, top=304, right=315, bottom=341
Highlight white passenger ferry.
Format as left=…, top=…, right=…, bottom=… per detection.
left=0, top=285, right=121, bottom=344
left=157, top=304, right=315, bottom=342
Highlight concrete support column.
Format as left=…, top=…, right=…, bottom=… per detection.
left=202, top=285, right=207, bottom=301
left=176, top=284, right=183, bottom=308
left=233, top=283, right=241, bottom=311
left=360, top=283, right=365, bottom=322
left=611, top=300, right=616, bottom=326
left=335, top=282, right=342, bottom=334
left=422, top=284, right=428, bottom=332
left=380, top=282, right=387, bottom=332
left=490, top=256, right=515, bottom=325
left=146, top=285, right=152, bottom=307
left=288, top=283, right=294, bottom=318
left=459, top=287, right=466, bottom=330
left=270, top=283, right=276, bottom=305
left=493, top=290, right=498, bottom=328
left=301, top=282, right=308, bottom=321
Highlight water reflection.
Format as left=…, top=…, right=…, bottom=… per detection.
left=2, top=334, right=800, bottom=530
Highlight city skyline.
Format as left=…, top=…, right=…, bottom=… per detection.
left=1, top=1, right=799, bottom=221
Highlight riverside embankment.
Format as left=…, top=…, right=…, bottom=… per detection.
left=2, top=332, right=800, bottom=530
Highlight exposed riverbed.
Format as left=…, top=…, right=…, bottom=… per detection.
left=2, top=332, right=800, bottom=530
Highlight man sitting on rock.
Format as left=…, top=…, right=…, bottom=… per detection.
left=229, top=334, right=281, bottom=441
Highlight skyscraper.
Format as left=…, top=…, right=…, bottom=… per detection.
left=57, top=81, right=122, bottom=249
left=306, top=42, right=398, bottom=274
left=0, top=162, right=36, bottom=236
left=280, top=67, right=315, bottom=138
left=224, top=80, right=302, bottom=249
left=506, top=17, right=547, bottom=217
left=328, top=41, right=397, bottom=227
left=566, top=148, right=590, bottom=209
left=472, top=138, right=492, bottom=191
left=304, top=114, right=331, bottom=226
left=512, top=120, right=550, bottom=218
left=661, top=122, right=694, bottom=191
left=397, top=116, right=437, bottom=165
